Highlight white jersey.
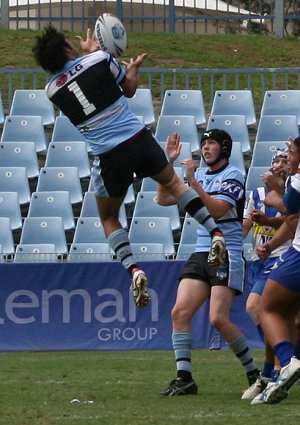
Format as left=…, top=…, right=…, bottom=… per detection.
left=284, top=173, right=300, bottom=252
left=244, top=187, right=291, bottom=260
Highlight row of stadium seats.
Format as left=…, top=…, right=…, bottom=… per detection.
left=3, top=88, right=300, bottom=129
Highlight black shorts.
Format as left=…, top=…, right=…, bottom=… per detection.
left=180, top=252, right=230, bottom=288
left=94, top=128, right=168, bottom=197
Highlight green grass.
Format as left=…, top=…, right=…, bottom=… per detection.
left=1, top=29, right=300, bottom=114
left=1, top=29, right=300, bottom=70
left=1, top=350, right=300, bottom=425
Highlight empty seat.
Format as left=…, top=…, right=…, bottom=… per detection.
left=140, top=166, right=184, bottom=192
left=255, top=115, right=300, bottom=143
left=200, top=141, right=246, bottom=175
left=68, top=242, right=113, bottom=262
left=132, top=191, right=181, bottom=231
left=51, top=115, right=90, bottom=148
left=0, top=166, right=30, bottom=204
left=1, top=115, right=47, bottom=152
left=73, top=217, right=107, bottom=244
left=20, top=217, right=67, bottom=254
left=250, top=141, right=288, bottom=167
left=207, top=114, right=251, bottom=153
left=0, top=244, right=4, bottom=262
left=155, top=115, right=200, bottom=152
left=14, top=243, right=58, bottom=262
left=179, top=217, right=199, bottom=245
left=129, top=216, right=175, bottom=256
left=160, top=89, right=206, bottom=126
left=245, top=167, right=268, bottom=192
left=45, top=141, right=90, bottom=178
left=210, top=90, right=256, bottom=126
left=9, top=89, right=55, bottom=126
left=179, top=216, right=210, bottom=246
left=28, top=191, right=75, bottom=230
left=80, top=192, right=128, bottom=229
left=36, top=167, right=83, bottom=204
left=0, top=217, right=15, bottom=254
left=131, top=242, right=166, bottom=260
left=176, top=243, right=195, bottom=260
left=260, top=90, right=300, bottom=125
left=0, top=141, right=39, bottom=179
left=126, top=88, right=156, bottom=126
left=0, top=191, right=22, bottom=229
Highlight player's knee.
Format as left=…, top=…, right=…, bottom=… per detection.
left=171, top=305, right=192, bottom=325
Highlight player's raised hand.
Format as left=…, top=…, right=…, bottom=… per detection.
left=76, top=28, right=98, bottom=54
left=165, top=132, right=181, bottom=164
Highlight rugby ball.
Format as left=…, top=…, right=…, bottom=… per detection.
left=94, top=13, right=127, bottom=58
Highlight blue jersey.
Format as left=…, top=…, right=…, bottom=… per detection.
left=194, top=163, right=245, bottom=252
left=46, top=51, right=144, bottom=155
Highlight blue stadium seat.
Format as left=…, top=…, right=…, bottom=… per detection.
left=132, top=191, right=181, bottom=231
left=126, top=88, right=156, bottom=126
left=0, top=217, right=15, bottom=254
left=131, top=242, right=166, bottom=260
left=51, top=115, right=91, bottom=152
left=260, top=90, right=300, bottom=125
left=250, top=141, right=288, bottom=167
left=207, top=114, right=251, bottom=153
left=0, top=191, right=22, bottom=229
left=28, top=191, right=75, bottom=230
left=0, top=141, right=39, bottom=179
left=255, top=115, right=300, bottom=143
left=1, top=115, right=48, bottom=152
left=179, top=216, right=210, bottom=246
left=68, top=242, right=113, bottom=262
left=9, top=89, right=55, bottom=126
left=176, top=243, right=195, bottom=260
left=45, top=141, right=90, bottom=178
left=129, top=216, right=175, bottom=256
left=245, top=167, right=268, bottom=192
left=0, top=244, right=4, bottom=262
left=210, top=90, right=256, bottom=126
left=73, top=217, right=107, bottom=244
left=20, top=217, right=67, bottom=254
left=36, top=167, right=83, bottom=204
left=155, top=115, right=200, bottom=152
left=0, top=166, right=30, bottom=204
left=80, top=192, right=128, bottom=229
left=14, top=243, right=58, bottom=263
left=160, top=89, right=206, bottom=126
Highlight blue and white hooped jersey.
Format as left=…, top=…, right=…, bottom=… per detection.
left=194, top=163, right=245, bottom=252
left=46, top=51, right=144, bottom=155
left=284, top=172, right=300, bottom=252
left=244, top=187, right=291, bottom=260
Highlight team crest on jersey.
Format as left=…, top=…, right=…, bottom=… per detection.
left=56, top=74, right=68, bottom=87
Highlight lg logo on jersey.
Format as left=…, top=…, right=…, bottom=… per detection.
left=69, top=63, right=83, bottom=76
left=56, top=64, right=84, bottom=88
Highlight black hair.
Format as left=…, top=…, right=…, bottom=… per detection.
left=32, top=24, right=70, bottom=74
left=293, top=136, right=300, bottom=154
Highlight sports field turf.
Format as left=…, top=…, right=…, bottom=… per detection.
left=1, top=349, right=299, bottom=425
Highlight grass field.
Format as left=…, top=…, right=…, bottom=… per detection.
left=1, top=349, right=300, bottom=425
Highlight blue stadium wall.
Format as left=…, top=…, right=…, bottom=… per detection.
left=0, top=261, right=262, bottom=351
